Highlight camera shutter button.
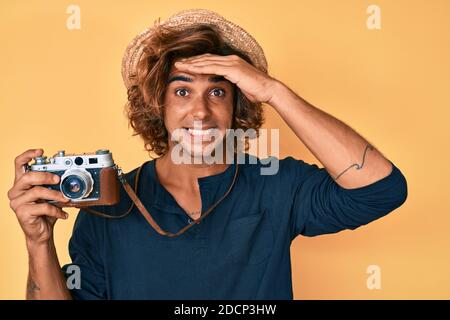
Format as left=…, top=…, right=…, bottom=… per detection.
left=34, top=156, right=47, bottom=165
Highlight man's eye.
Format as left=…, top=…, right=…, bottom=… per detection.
left=211, top=89, right=225, bottom=97
left=175, top=88, right=189, bottom=97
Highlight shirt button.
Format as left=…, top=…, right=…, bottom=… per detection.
left=188, top=218, right=193, bottom=224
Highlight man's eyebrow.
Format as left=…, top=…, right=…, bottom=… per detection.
left=167, top=75, right=193, bottom=84
left=167, top=75, right=228, bottom=84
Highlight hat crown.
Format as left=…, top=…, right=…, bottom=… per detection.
left=121, top=9, right=268, bottom=89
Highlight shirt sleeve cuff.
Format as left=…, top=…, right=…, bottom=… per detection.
left=336, top=161, right=408, bottom=199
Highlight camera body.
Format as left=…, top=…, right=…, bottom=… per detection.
left=29, top=149, right=120, bottom=207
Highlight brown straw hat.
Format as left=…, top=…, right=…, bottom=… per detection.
left=121, top=8, right=268, bottom=89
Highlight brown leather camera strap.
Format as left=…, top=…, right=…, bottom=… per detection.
left=84, top=160, right=239, bottom=238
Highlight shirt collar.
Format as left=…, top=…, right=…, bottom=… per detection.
left=147, top=156, right=238, bottom=215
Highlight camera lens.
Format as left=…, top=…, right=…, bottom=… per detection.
left=60, top=169, right=94, bottom=200
left=62, top=176, right=86, bottom=199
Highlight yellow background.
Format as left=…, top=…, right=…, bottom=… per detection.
left=1, top=0, right=449, bottom=299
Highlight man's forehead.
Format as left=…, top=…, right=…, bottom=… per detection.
left=167, top=72, right=230, bottom=85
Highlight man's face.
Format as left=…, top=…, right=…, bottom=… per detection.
left=163, top=62, right=235, bottom=160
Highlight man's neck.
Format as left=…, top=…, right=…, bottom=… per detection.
left=155, top=152, right=231, bottom=190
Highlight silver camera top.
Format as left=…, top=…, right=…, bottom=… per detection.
left=29, top=149, right=115, bottom=172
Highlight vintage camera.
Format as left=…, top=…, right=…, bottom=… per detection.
left=28, top=149, right=120, bottom=207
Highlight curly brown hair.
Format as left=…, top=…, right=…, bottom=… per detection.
left=125, top=23, right=265, bottom=157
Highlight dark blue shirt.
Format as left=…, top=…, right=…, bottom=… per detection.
left=62, top=153, right=408, bottom=299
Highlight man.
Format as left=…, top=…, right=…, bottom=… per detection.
left=7, top=9, right=407, bottom=299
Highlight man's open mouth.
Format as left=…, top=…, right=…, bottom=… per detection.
left=183, top=127, right=218, bottom=137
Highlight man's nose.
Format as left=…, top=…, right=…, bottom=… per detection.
left=190, top=96, right=212, bottom=120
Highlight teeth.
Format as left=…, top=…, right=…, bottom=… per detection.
left=187, top=128, right=215, bottom=136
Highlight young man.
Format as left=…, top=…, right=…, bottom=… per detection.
left=7, top=9, right=407, bottom=299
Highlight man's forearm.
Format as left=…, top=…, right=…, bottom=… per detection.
left=26, top=239, right=72, bottom=300
left=268, top=80, right=393, bottom=189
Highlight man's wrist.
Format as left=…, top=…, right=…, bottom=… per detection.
left=26, top=238, right=54, bottom=256
left=266, top=79, right=288, bottom=108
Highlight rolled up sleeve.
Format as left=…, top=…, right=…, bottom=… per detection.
left=287, top=158, right=408, bottom=238
left=61, top=209, right=107, bottom=300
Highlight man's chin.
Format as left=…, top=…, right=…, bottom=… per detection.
left=177, top=142, right=224, bottom=163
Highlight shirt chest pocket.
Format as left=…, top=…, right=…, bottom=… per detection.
left=227, top=209, right=274, bottom=266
